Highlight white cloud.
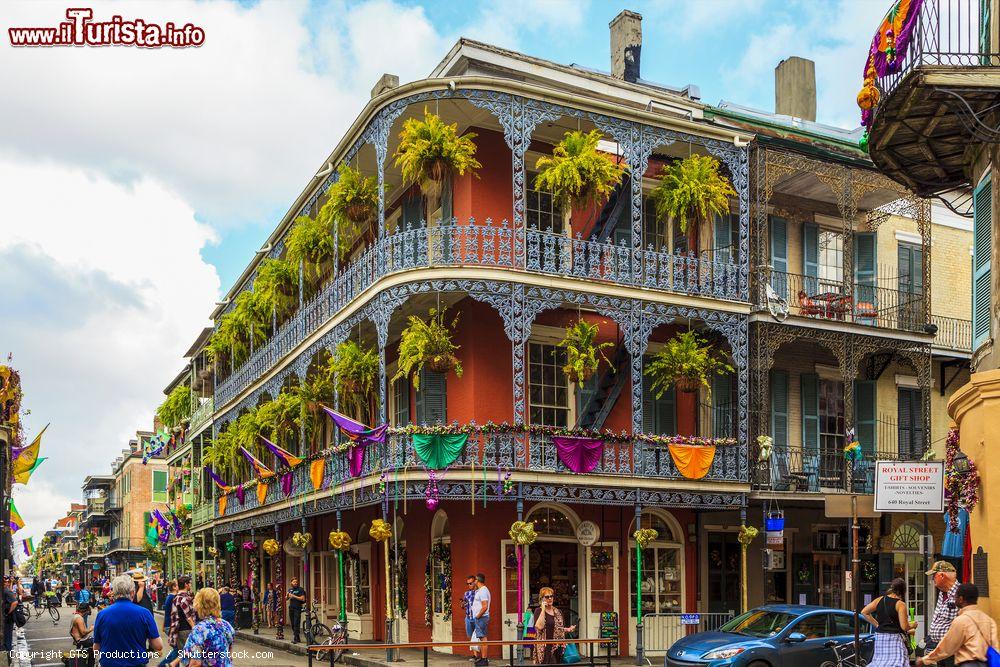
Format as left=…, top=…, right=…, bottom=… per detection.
left=11, top=481, right=75, bottom=564
left=0, top=158, right=219, bottom=545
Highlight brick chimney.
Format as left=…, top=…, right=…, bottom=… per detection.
left=610, top=10, right=642, bottom=83
left=774, top=56, right=816, bottom=121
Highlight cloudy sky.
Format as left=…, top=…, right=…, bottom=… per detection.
left=0, top=0, right=889, bottom=552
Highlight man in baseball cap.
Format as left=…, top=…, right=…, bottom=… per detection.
left=925, top=561, right=961, bottom=667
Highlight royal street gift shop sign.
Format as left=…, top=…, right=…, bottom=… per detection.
left=874, top=461, right=945, bottom=513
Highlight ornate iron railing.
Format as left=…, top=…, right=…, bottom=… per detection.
left=214, top=430, right=745, bottom=519
left=752, top=445, right=908, bottom=494
left=189, top=397, right=214, bottom=434
left=214, top=218, right=741, bottom=408
left=931, top=314, right=972, bottom=351
left=876, top=0, right=1000, bottom=102
left=759, top=270, right=929, bottom=333
left=191, top=502, right=214, bottom=527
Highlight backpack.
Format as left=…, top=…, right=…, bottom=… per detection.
left=14, top=603, right=28, bottom=628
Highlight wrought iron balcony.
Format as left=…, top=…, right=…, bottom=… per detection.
left=215, top=218, right=743, bottom=408
left=752, top=444, right=907, bottom=495
left=191, top=502, right=214, bottom=527
left=867, top=0, right=1000, bottom=198
left=214, top=430, right=746, bottom=520
left=758, top=270, right=930, bottom=334
left=189, top=397, right=214, bottom=434
left=931, top=314, right=972, bottom=352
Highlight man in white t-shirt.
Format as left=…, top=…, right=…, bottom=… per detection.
left=471, top=573, right=491, bottom=667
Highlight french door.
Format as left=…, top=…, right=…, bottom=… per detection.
left=585, top=543, right=618, bottom=640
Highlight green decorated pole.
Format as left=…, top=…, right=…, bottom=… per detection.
left=633, top=512, right=658, bottom=667
left=337, top=550, right=346, bottom=623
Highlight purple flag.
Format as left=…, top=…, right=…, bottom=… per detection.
left=553, top=436, right=604, bottom=474
left=320, top=406, right=388, bottom=444
left=234, top=485, right=245, bottom=505
left=281, top=472, right=293, bottom=496
left=204, top=466, right=230, bottom=490
left=152, top=509, right=170, bottom=530
left=260, top=436, right=304, bottom=468
left=169, top=510, right=183, bottom=538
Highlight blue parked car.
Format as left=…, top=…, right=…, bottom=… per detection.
left=664, top=605, right=874, bottom=667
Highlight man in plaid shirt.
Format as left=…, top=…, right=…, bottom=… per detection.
left=926, top=561, right=961, bottom=667
left=169, top=575, right=197, bottom=654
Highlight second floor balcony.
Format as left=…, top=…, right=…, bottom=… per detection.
left=865, top=0, right=1000, bottom=198
left=214, top=428, right=746, bottom=522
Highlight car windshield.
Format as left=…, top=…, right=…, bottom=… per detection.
left=719, top=610, right=798, bottom=638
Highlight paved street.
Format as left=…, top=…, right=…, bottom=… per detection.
left=14, top=603, right=306, bottom=667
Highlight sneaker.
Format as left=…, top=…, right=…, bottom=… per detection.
left=475, top=659, right=489, bottom=666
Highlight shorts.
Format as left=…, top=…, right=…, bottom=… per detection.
left=465, top=617, right=475, bottom=639
left=473, top=615, right=489, bottom=640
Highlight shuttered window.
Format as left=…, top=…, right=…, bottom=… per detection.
left=152, top=470, right=168, bottom=503
left=855, top=233, right=877, bottom=320
left=713, top=212, right=738, bottom=263
left=642, top=359, right=676, bottom=435
left=803, top=224, right=819, bottom=292
left=801, top=373, right=819, bottom=459
left=770, top=370, right=788, bottom=450
left=973, top=174, right=992, bottom=349
left=414, top=368, right=447, bottom=425
left=855, top=380, right=877, bottom=455
left=898, top=387, right=924, bottom=460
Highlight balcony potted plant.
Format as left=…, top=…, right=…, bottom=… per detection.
left=558, top=320, right=614, bottom=385
left=394, top=307, right=463, bottom=388
left=394, top=109, right=481, bottom=194
left=252, top=258, right=299, bottom=325
left=332, top=340, right=379, bottom=424
left=645, top=330, right=733, bottom=395
left=320, top=164, right=382, bottom=259
left=650, top=154, right=735, bottom=254
left=286, top=213, right=337, bottom=283
left=534, top=129, right=624, bottom=234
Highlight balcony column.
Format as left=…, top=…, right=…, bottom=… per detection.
left=633, top=501, right=644, bottom=667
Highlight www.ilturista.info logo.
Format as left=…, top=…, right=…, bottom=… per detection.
left=9, top=8, right=205, bottom=48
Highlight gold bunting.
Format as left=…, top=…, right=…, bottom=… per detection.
left=256, top=480, right=267, bottom=505
left=310, top=458, right=325, bottom=490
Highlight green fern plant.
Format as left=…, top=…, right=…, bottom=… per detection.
left=645, top=330, right=733, bottom=397
left=286, top=214, right=336, bottom=283
left=332, top=341, right=379, bottom=424
left=393, top=307, right=463, bottom=389
left=156, top=384, right=194, bottom=431
left=320, top=164, right=382, bottom=259
left=394, top=109, right=481, bottom=193
left=558, top=320, right=614, bottom=385
left=252, top=258, right=299, bottom=325
left=534, top=130, right=625, bottom=231
left=649, top=154, right=735, bottom=253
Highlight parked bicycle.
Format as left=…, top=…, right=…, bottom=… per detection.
left=302, top=602, right=332, bottom=646
left=820, top=640, right=866, bottom=667
left=314, top=620, right=347, bottom=663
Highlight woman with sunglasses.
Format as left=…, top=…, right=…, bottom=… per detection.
left=532, top=587, right=576, bottom=665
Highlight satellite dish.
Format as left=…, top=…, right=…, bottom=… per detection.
left=283, top=539, right=304, bottom=557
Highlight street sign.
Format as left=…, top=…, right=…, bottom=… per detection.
left=575, top=520, right=600, bottom=547
left=874, top=461, right=945, bottom=513
left=680, top=614, right=701, bottom=626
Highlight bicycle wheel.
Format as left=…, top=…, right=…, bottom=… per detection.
left=330, top=629, right=346, bottom=663
left=48, top=605, right=59, bottom=623
left=311, top=624, right=331, bottom=661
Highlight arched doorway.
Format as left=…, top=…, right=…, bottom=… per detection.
left=628, top=510, right=685, bottom=655
left=344, top=523, right=373, bottom=640
left=891, top=521, right=926, bottom=639
left=430, top=510, right=452, bottom=651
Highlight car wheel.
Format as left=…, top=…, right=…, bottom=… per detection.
left=747, top=661, right=772, bottom=667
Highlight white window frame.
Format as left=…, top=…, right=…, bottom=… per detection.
left=527, top=328, right=576, bottom=428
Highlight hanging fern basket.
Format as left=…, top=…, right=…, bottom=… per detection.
left=427, top=353, right=460, bottom=374
left=676, top=376, right=701, bottom=393
left=423, top=157, right=449, bottom=183
left=345, top=201, right=375, bottom=224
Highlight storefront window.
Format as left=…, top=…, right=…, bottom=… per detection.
left=528, top=506, right=575, bottom=537
left=629, top=512, right=682, bottom=616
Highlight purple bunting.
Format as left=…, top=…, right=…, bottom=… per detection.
left=234, top=485, right=245, bottom=505
left=320, top=406, right=388, bottom=444
left=348, top=442, right=368, bottom=478
left=553, top=436, right=604, bottom=474
left=281, top=472, right=293, bottom=496
left=204, top=466, right=229, bottom=490
left=169, top=510, right=183, bottom=538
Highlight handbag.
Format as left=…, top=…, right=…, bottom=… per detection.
left=971, top=616, right=1000, bottom=667
left=561, top=643, right=581, bottom=664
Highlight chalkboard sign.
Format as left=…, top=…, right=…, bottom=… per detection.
left=974, top=547, right=989, bottom=597
left=599, top=611, right=618, bottom=652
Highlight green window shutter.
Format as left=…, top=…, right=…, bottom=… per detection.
left=769, top=216, right=788, bottom=273
left=973, top=175, right=992, bottom=348
left=803, top=223, right=819, bottom=288
left=770, top=370, right=788, bottom=449
left=415, top=369, right=447, bottom=425
left=854, top=233, right=877, bottom=287
left=801, top=373, right=819, bottom=458
left=712, top=375, right=733, bottom=438
left=641, top=365, right=654, bottom=433
left=402, top=196, right=423, bottom=229
left=714, top=212, right=733, bottom=263
left=392, top=377, right=410, bottom=427
left=981, top=0, right=992, bottom=59
left=855, top=380, right=877, bottom=455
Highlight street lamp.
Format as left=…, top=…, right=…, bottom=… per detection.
left=953, top=450, right=971, bottom=474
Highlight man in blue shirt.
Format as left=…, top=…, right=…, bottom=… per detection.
left=93, top=575, right=163, bottom=667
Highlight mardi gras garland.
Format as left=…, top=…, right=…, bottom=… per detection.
left=424, top=542, right=452, bottom=626
left=945, top=428, right=980, bottom=532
